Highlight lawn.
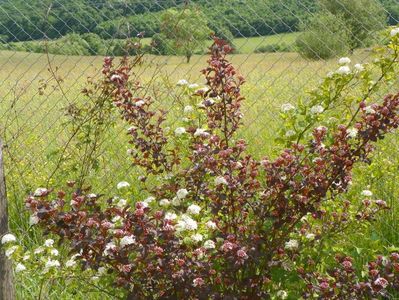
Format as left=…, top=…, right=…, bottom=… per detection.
left=1, top=47, right=399, bottom=298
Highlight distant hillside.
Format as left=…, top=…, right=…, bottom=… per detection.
left=0, top=0, right=397, bottom=43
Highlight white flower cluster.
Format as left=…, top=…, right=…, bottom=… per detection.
left=159, top=199, right=170, bottom=207
left=171, top=188, right=189, bottom=206
left=391, top=27, right=399, bottom=37
left=187, top=204, right=201, bottom=215
left=194, top=128, right=210, bottom=138
left=310, top=105, right=324, bottom=115
left=184, top=105, right=194, bottom=114
left=117, top=181, right=130, bottom=190
left=34, top=187, right=48, bottom=197
left=215, top=176, right=228, bottom=186
left=347, top=128, right=358, bottom=138
left=1, top=233, right=16, bottom=245
left=177, top=79, right=189, bottom=86
left=284, top=239, right=299, bottom=250
left=120, top=235, right=136, bottom=248
left=361, top=190, right=373, bottom=197
left=175, top=127, right=186, bottom=136
left=176, top=215, right=198, bottom=231
left=338, top=57, right=351, bottom=65
left=204, top=240, right=216, bottom=249
left=281, top=103, right=295, bottom=113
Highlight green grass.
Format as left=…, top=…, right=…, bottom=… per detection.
left=1, top=47, right=399, bottom=299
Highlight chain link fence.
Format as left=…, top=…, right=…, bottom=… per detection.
left=0, top=0, right=399, bottom=298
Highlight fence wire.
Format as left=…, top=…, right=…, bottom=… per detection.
left=0, top=0, right=399, bottom=298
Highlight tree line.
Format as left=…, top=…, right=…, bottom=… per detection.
left=0, top=0, right=397, bottom=60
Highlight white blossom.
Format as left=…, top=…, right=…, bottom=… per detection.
left=50, top=249, right=59, bottom=256
left=204, top=98, right=216, bottom=106
left=165, top=212, right=177, bottom=220
left=117, top=198, right=127, bottom=207
left=338, top=57, right=351, bottom=65
left=144, top=196, right=155, bottom=204
left=5, top=246, right=17, bottom=257
left=347, top=128, right=358, bottom=138
left=336, top=66, right=351, bottom=75
left=177, top=79, right=189, bottom=86
left=276, top=290, right=288, bottom=299
left=354, top=63, right=364, bottom=72
left=310, top=105, right=324, bottom=114
left=284, top=239, right=299, bottom=250
left=174, top=127, right=186, bottom=136
left=281, top=103, right=295, bottom=112
left=204, top=240, right=216, bottom=249
left=34, top=247, right=44, bottom=254
left=206, top=221, right=217, bottom=230
left=365, top=106, right=376, bottom=114
left=103, top=242, right=117, bottom=256
left=184, top=105, right=194, bottom=114
left=65, top=259, right=77, bottom=268
left=215, top=176, right=228, bottom=186
left=34, top=188, right=48, bottom=197
left=191, top=233, right=203, bottom=243
left=361, top=190, right=373, bottom=197
left=176, top=215, right=197, bottom=231
left=120, top=235, right=136, bottom=248
left=1, top=234, right=16, bottom=245
left=171, top=197, right=181, bottom=206
left=112, top=215, right=123, bottom=223
left=285, top=130, right=296, bottom=137
left=110, top=74, right=122, bottom=81
left=176, top=188, right=189, bottom=199
left=117, top=181, right=130, bottom=189
left=135, top=100, right=145, bottom=107
left=194, top=128, right=210, bottom=138
left=29, top=213, right=40, bottom=226
left=197, top=102, right=206, bottom=109
left=44, top=239, right=54, bottom=247
left=45, top=259, right=60, bottom=269
left=327, top=71, right=335, bottom=78
left=306, top=233, right=315, bottom=240
left=137, top=202, right=149, bottom=210
left=390, top=27, right=399, bottom=37
left=23, top=254, right=30, bottom=261
left=188, top=83, right=199, bottom=89
left=187, top=204, right=201, bottom=215
left=159, top=199, right=170, bottom=207
left=98, top=267, right=107, bottom=275
left=15, top=263, right=26, bottom=273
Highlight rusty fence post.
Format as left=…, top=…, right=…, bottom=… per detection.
left=0, top=139, right=15, bottom=299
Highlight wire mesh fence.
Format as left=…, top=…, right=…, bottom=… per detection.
left=0, top=0, right=399, bottom=298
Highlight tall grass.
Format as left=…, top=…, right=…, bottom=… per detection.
left=1, top=48, right=399, bottom=299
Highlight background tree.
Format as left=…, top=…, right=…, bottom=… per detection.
left=319, top=0, right=387, bottom=50
left=296, top=12, right=351, bottom=59
left=158, top=8, right=211, bottom=63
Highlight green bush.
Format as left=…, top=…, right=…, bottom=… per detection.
left=81, top=33, right=106, bottom=55
left=150, top=33, right=174, bottom=55
left=254, top=42, right=293, bottom=53
left=296, top=12, right=350, bottom=60
left=319, top=0, right=387, bottom=50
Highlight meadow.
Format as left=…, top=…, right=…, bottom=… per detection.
left=1, top=39, right=399, bottom=298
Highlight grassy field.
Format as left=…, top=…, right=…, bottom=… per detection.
left=1, top=46, right=399, bottom=298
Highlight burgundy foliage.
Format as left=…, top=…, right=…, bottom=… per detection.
left=26, top=38, right=399, bottom=299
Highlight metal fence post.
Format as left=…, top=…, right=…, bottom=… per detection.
left=0, top=139, right=15, bottom=300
